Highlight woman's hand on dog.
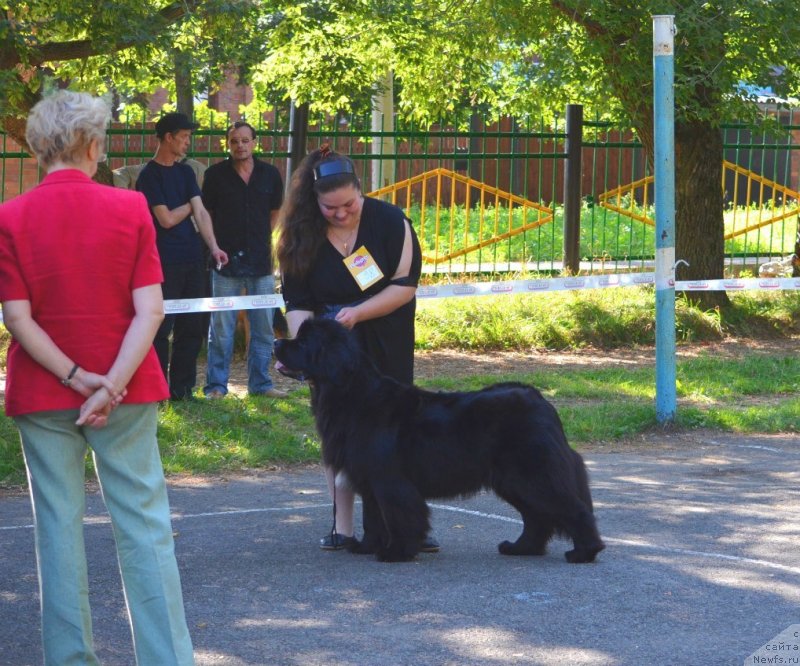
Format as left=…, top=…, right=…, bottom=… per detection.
left=334, top=306, right=360, bottom=330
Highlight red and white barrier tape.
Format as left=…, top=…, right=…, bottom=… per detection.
left=2, top=275, right=799, bottom=324
left=416, top=273, right=655, bottom=298
left=417, top=274, right=800, bottom=298
left=675, top=277, right=800, bottom=291
left=162, top=293, right=284, bottom=314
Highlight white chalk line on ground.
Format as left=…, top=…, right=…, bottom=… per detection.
left=429, top=503, right=800, bottom=575
left=3, top=499, right=799, bottom=576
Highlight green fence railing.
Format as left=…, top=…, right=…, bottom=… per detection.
left=2, top=106, right=798, bottom=277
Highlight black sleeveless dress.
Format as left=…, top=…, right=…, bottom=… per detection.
left=282, top=197, right=422, bottom=384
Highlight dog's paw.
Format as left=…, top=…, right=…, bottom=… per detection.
left=376, top=544, right=419, bottom=562
left=349, top=538, right=378, bottom=555
left=564, top=542, right=605, bottom=563
left=376, top=551, right=417, bottom=563
left=498, top=540, right=546, bottom=556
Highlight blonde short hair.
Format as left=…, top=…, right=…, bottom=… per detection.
left=25, top=91, right=111, bottom=169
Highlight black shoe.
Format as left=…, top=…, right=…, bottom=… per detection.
left=320, top=533, right=357, bottom=551
left=420, top=535, right=440, bottom=553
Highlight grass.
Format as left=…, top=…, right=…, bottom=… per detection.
left=0, top=391, right=321, bottom=488
left=415, top=288, right=800, bottom=350
left=3, top=349, right=797, bottom=487
left=1, top=288, right=800, bottom=487
left=156, top=392, right=319, bottom=471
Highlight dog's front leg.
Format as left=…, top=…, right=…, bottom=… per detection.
left=370, top=478, right=429, bottom=562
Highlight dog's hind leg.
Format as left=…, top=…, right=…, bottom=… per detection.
left=494, top=490, right=555, bottom=556
left=499, top=493, right=604, bottom=562
left=493, top=469, right=603, bottom=561
left=560, top=453, right=605, bottom=563
left=560, top=505, right=605, bottom=564
left=516, top=491, right=604, bottom=563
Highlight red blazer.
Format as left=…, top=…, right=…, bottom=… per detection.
left=0, top=169, right=168, bottom=416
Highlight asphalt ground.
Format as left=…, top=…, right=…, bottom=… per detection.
left=1, top=430, right=799, bottom=666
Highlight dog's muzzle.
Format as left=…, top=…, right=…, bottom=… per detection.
left=276, top=364, right=306, bottom=381
left=273, top=340, right=306, bottom=381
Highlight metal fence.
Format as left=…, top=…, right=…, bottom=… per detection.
left=2, top=105, right=799, bottom=278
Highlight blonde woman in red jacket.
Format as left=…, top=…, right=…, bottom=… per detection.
left=0, top=91, right=194, bottom=665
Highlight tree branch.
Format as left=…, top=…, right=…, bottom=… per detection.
left=549, top=0, right=607, bottom=37
left=2, top=0, right=199, bottom=68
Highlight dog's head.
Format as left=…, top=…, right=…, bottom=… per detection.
left=274, top=318, right=361, bottom=386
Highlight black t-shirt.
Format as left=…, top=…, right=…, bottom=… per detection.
left=136, top=160, right=203, bottom=265
left=202, top=157, right=284, bottom=276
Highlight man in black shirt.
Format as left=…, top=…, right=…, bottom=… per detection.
left=137, top=112, right=228, bottom=400
left=202, top=121, right=286, bottom=398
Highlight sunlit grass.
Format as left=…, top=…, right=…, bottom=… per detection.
left=2, top=353, right=798, bottom=488
left=416, top=289, right=800, bottom=350
left=155, top=390, right=319, bottom=475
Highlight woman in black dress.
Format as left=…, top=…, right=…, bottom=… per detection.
left=277, top=146, right=438, bottom=552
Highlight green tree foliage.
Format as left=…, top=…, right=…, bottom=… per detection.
left=504, top=0, right=800, bottom=304
left=255, top=0, right=800, bottom=305
left=2, top=1, right=799, bottom=303
left=0, top=1, right=268, bottom=125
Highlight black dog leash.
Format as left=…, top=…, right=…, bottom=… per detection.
left=329, top=485, right=339, bottom=543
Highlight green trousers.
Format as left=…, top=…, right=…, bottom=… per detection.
left=16, top=403, right=194, bottom=666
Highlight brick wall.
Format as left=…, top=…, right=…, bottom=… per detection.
left=208, top=70, right=253, bottom=117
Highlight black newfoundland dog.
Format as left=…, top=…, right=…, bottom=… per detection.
left=275, top=318, right=604, bottom=564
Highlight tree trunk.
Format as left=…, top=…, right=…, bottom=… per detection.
left=175, top=50, right=194, bottom=118
left=637, top=119, right=730, bottom=309
left=2, top=116, right=29, bottom=151
left=674, top=121, right=730, bottom=308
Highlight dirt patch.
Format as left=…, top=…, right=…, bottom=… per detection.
left=413, top=336, right=799, bottom=381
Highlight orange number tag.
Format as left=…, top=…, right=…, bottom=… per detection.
left=343, top=246, right=384, bottom=291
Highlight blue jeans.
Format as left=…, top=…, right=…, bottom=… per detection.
left=204, top=272, right=276, bottom=395
left=15, top=404, right=194, bottom=666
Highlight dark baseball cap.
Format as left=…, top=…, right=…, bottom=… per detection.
left=155, top=112, right=199, bottom=138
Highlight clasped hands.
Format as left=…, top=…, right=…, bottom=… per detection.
left=70, top=369, right=127, bottom=428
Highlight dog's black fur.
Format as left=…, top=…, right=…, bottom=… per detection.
left=274, top=318, right=605, bottom=563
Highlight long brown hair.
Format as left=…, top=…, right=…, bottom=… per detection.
left=276, top=147, right=361, bottom=278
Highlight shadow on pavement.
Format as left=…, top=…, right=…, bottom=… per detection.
left=1, top=431, right=798, bottom=665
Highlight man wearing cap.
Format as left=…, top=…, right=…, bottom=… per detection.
left=202, top=121, right=287, bottom=399
left=137, top=112, right=228, bottom=400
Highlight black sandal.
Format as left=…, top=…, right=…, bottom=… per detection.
left=319, top=533, right=357, bottom=550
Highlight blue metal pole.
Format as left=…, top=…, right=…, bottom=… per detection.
left=653, top=15, right=677, bottom=422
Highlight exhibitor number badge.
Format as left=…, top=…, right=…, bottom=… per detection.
left=343, top=246, right=384, bottom=291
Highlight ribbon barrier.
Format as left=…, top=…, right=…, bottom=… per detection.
left=163, top=293, right=284, bottom=314
left=416, top=273, right=656, bottom=298
left=417, top=274, right=800, bottom=299
left=674, top=277, right=800, bottom=291
left=161, top=275, right=800, bottom=313
left=161, top=274, right=800, bottom=312
left=2, top=275, right=800, bottom=325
